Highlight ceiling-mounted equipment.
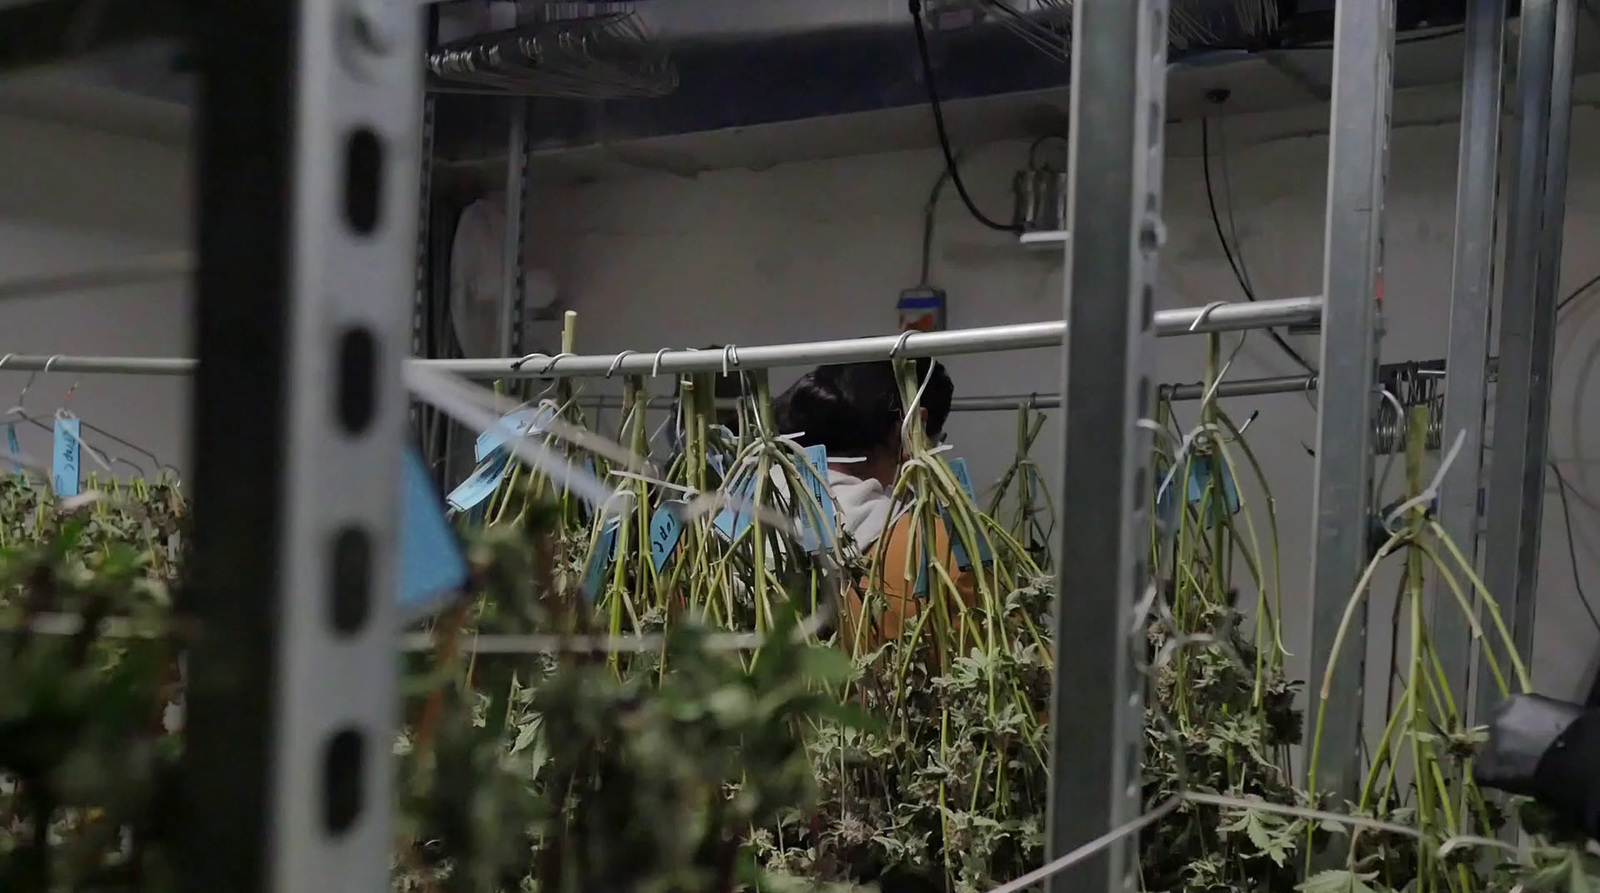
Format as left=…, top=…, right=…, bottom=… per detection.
left=428, top=1, right=677, bottom=100
left=1012, top=135, right=1069, bottom=235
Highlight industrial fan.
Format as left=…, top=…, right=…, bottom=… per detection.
left=943, top=0, right=1284, bottom=62
left=448, top=192, right=559, bottom=359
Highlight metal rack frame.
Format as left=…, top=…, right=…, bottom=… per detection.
left=1045, top=2, right=1165, bottom=889
left=1, top=0, right=1584, bottom=885
left=0, top=295, right=1317, bottom=379
left=1480, top=0, right=1579, bottom=725
left=180, top=1, right=423, bottom=890
left=1302, top=0, right=1396, bottom=804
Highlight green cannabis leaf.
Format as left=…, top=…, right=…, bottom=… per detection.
left=1296, top=868, right=1380, bottom=893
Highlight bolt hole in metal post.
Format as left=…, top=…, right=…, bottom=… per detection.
left=339, top=328, right=378, bottom=432
left=344, top=128, right=385, bottom=234
left=331, top=528, right=373, bottom=635
left=324, top=728, right=367, bottom=835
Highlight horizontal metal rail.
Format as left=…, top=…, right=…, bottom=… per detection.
left=0, top=295, right=1321, bottom=380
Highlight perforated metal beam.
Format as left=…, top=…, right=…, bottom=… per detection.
left=1430, top=0, right=1507, bottom=716
left=1045, top=1, right=1166, bottom=891
left=1302, top=0, right=1395, bottom=804
left=181, top=0, right=422, bottom=890
left=1479, top=0, right=1577, bottom=724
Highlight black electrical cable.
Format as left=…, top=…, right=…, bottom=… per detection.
left=1200, top=118, right=1317, bottom=374
left=1557, top=271, right=1600, bottom=313
left=908, top=0, right=1020, bottom=235
left=1549, top=462, right=1600, bottom=635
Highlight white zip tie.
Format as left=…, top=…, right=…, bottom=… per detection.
left=899, top=356, right=939, bottom=446
left=405, top=364, right=616, bottom=511
left=1383, top=427, right=1467, bottom=531
left=609, top=467, right=698, bottom=496
left=1197, top=330, right=1249, bottom=407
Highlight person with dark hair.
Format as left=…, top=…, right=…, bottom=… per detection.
left=775, top=358, right=967, bottom=648
left=776, top=358, right=952, bottom=491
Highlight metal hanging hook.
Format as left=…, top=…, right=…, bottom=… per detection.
left=1188, top=301, right=1229, bottom=332
left=540, top=353, right=570, bottom=375
left=650, top=347, right=673, bottom=377
left=605, top=349, right=637, bottom=379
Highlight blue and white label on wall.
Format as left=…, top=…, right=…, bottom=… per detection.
left=582, top=519, right=621, bottom=600
left=446, top=452, right=511, bottom=513
left=399, top=447, right=469, bottom=623
left=713, top=466, right=761, bottom=543
left=476, top=405, right=556, bottom=461
left=5, top=423, right=20, bottom=473
left=649, top=500, right=688, bottom=573
left=52, top=416, right=81, bottom=498
left=795, top=444, right=836, bottom=553
left=941, top=457, right=992, bottom=571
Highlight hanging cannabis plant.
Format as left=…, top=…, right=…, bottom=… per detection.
left=0, top=481, right=184, bottom=893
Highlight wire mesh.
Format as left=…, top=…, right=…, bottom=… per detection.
left=428, top=2, right=676, bottom=100
left=957, top=0, right=1280, bottom=62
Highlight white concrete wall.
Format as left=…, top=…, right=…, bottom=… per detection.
left=8, top=84, right=1600, bottom=737
left=523, top=104, right=1600, bottom=714
left=0, top=113, right=192, bottom=478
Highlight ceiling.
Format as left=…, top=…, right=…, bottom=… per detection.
left=5, top=0, right=1600, bottom=179
left=434, top=18, right=1600, bottom=185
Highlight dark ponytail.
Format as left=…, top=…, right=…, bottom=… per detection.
left=775, top=359, right=953, bottom=455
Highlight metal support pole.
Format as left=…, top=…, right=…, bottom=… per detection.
left=1046, top=0, right=1165, bottom=891
left=1302, top=0, right=1394, bottom=803
left=499, top=98, right=531, bottom=358
left=412, top=92, right=437, bottom=444
left=181, top=0, right=421, bottom=890
left=1430, top=0, right=1507, bottom=713
left=1480, top=0, right=1575, bottom=722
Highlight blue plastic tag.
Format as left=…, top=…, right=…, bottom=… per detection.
left=941, top=457, right=992, bottom=571
left=475, top=405, right=555, bottom=461
left=795, top=444, right=836, bottom=553
left=446, top=451, right=511, bottom=513
left=713, top=466, right=759, bottom=542
left=1154, top=457, right=1240, bottom=530
left=947, top=457, right=977, bottom=503
left=913, top=529, right=930, bottom=597
left=1026, top=467, right=1044, bottom=503
left=52, top=416, right=81, bottom=497
left=649, top=500, right=688, bottom=572
left=5, top=423, right=20, bottom=473
left=1184, top=457, right=1240, bottom=528
left=398, top=448, right=469, bottom=622
left=582, top=520, right=620, bottom=600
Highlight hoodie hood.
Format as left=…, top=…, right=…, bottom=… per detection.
left=828, top=467, right=898, bottom=550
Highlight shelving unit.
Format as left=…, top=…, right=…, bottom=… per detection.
left=0, top=0, right=1583, bottom=889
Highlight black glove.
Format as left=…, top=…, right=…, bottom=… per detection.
left=1475, top=694, right=1600, bottom=842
